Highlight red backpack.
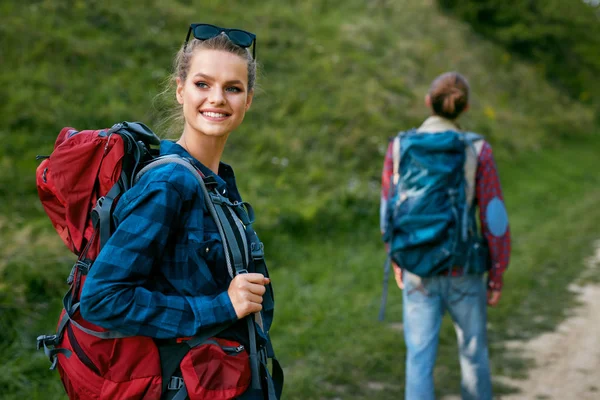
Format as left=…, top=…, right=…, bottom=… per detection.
left=35, top=122, right=278, bottom=400
left=36, top=122, right=164, bottom=399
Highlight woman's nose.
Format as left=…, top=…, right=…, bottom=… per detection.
left=208, top=88, right=226, bottom=105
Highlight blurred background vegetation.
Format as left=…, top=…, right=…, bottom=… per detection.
left=0, top=0, right=599, bottom=398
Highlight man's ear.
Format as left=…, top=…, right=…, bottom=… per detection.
left=464, top=102, right=470, bottom=113
left=245, top=89, right=254, bottom=111
left=176, top=77, right=184, bottom=105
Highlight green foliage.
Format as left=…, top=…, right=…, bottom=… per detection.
left=438, top=0, right=600, bottom=106
left=1, top=0, right=599, bottom=399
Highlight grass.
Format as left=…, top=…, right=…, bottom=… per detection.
left=1, top=0, right=599, bottom=399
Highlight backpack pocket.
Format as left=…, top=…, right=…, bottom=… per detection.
left=465, top=238, right=490, bottom=274
left=55, top=310, right=162, bottom=400
left=179, top=337, right=251, bottom=400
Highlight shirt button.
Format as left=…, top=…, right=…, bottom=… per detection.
left=205, top=247, right=210, bottom=253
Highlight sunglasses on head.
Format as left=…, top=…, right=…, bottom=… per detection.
left=184, top=23, right=256, bottom=59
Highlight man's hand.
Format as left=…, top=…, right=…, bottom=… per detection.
left=487, top=289, right=502, bottom=306
left=392, top=262, right=404, bottom=289
left=228, top=273, right=270, bottom=319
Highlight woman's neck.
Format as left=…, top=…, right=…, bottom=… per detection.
left=176, top=129, right=228, bottom=174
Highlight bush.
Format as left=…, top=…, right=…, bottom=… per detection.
left=438, top=0, right=600, bottom=106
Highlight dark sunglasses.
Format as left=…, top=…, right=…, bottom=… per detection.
left=184, top=23, right=256, bottom=59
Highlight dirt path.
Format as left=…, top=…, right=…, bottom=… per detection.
left=496, top=243, right=600, bottom=400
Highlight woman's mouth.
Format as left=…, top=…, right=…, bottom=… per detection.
left=201, top=111, right=231, bottom=120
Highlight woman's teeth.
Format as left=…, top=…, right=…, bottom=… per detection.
left=202, top=111, right=228, bottom=118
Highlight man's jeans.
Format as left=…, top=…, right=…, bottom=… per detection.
left=402, top=270, right=492, bottom=400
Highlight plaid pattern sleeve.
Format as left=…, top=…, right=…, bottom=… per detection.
left=80, top=165, right=237, bottom=339
left=476, top=141, right=511, bottom=291
left=380, top=140, right=394, bottom=237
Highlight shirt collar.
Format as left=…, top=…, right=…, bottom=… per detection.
left=159, top=140, right=240, bottom=199
left=416, top=115, right=462, bottom=134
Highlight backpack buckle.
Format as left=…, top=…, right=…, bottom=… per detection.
left=209, top=192, right=224, bottom=205
left=91, top=196, right=105, bottom=227
left=203, top=175, right=219, bottom=189
left=251, top=242, right=265, bottom=260
left=36, top=334, right=58, bottom=349
left=167, top=376, right=185, bottom=390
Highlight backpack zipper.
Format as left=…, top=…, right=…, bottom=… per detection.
left=222, top=344, right=245, bottom=354
left=202, top=339, right=245, bottom=354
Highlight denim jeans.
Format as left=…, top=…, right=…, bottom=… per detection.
left=402, top=270, right=492, bottom=400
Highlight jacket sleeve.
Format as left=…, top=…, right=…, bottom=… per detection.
left=476, top=141, right=511, bottom=291
left=381, top=140, right=394, bottom=239
left=80, top=174, right=237, bottom=339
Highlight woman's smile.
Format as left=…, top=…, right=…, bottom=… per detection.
left=200, top=108, right=232, bottom=121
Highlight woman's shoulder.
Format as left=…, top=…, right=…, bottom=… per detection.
left=133, top=161, right=201, bottom=201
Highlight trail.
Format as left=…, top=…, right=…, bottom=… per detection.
left=496, top=242, right=600, bottom=399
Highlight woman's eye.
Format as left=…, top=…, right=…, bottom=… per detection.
left=226, top=86, right=242, bottom=93
left=195, top=82, right=209, bottom=89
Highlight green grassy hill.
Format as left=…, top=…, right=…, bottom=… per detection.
left=1, top=0, right=599, bottom=399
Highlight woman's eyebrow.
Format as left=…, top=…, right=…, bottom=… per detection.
left=193, top=73, right=244, bottom=86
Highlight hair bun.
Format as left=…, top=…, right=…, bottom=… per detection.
left=428, top=72, right=469, bottom=120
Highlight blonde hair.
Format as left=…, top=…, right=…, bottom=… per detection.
left=174, top=34, right=256, bottom=90
left=157, top=34, right=256, bottom=137
left=428, top=72, right=469, bottom=120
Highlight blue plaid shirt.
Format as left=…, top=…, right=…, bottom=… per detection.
left=80, top=140, right=257, bottom=339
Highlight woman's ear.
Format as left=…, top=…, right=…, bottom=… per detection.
left=425, top=94, right=431, bottom=109
left=245, top=89, right=254, bottom=111
left=176, top=77, right=184, bottom=105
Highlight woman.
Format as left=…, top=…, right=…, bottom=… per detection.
left=380, top=72, right=511, bottom=399
left=79, top=24, right=281, bottom=399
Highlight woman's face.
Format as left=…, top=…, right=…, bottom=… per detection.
left=176, top=49, right=253, bottom=139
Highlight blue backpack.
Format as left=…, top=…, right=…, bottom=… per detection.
left=379, top=129, right=490, bottom=319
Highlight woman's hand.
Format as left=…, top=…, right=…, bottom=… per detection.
left=487, top=289, right=502, bottom=307
left=392, top=262, right=404, bottom=289
left=227, top=273, right=270, bottom=319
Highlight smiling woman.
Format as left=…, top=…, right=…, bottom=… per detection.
left=175, top=49, right=254, bottom=168
left=64, top=25, right=283, bottom=400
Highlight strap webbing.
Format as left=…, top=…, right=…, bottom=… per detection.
left=171, top=385, right=188, bottom=400
left=246, top=316, right=261, bottom=390
left=260, top=355, right=284, bottom=400
left=226, top=206, right=250, bottom=266
left=62, top=297, right=131, bottom=340
left=378, top=256, right=392, bottom=321
left=36, top=334, right=71, bottom=370
left=213, top=202, right=248, bottom=274
left=92, top=182, right=123, bottom=251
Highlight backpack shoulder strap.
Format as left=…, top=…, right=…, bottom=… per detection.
left=392, top=130, right=414, bottom=185
left=463, top=132, right=485, bottom=207
left=392, top=135, right=401, bottom=185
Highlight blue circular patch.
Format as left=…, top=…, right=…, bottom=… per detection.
left=486, top=197, right=508, bottom=237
